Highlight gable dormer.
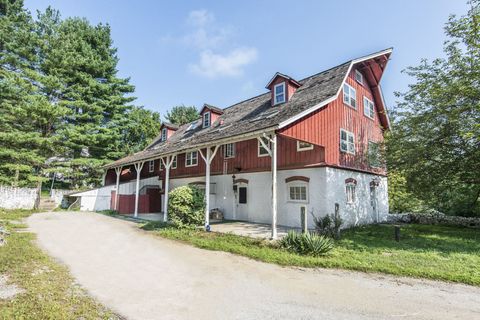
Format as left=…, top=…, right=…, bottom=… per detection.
left=266, top=72, right=301, bottom=106
left=200, top=103, right=224, bottom=128
left=159, top=123, right=178, bottom=142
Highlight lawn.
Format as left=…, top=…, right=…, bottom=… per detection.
left=142, top=222, right=480, bottom=286
left=0, top=209, right=118, bottom=319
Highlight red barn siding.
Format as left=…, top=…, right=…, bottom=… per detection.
left=279, top=67, right=385, bottom=174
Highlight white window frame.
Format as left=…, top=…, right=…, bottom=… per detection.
left=343, top=83, right=357, bottom=109
left=363, top=96, right=375, bottom=119
left=296, top=140, right=314, bottom=151
left=346, top=182, right=356, bottom=204
left=203, top=111, right=211, bottom=128
left=185, top=151, right=198, bottom=167
left=340, top=128, right=355, bottom=155
left=258, top=137, right=271, bottom=157
left=161, top=127, right=167, bottom=141
left=171, top=155, right=177, bottom=169
left=224, top=143, right=235, bottom=159
left=287, top=182, right=309, bottom=203
left=355, top=70, right=364, bottom=85
left=273, top=82, right=286, bottom=105
left=148, top=160, right=155, bottom=173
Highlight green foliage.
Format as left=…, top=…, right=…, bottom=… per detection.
left=165, top=105, right=199, bottom=125
left=148, top=223, right=480, bottom=285
left=387, top=171, right=424, bottom=212
left=0, top=2, right=160, bottom=189
left=279, top=231, right=334, bottom=256
left=167, top=185, right=205, bottom=228
left=387, top=1, right=480, bottom=216
left=311, top=212, right=343, bottom=239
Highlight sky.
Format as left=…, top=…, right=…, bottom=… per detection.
left=25, top=0, right=468, bottom=118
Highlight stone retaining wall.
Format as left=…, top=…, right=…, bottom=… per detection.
left=388, top=211, right=480, bottom=228
left=0, top=186, right=69, bottom=210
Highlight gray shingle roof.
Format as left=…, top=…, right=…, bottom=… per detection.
left=105, top=60, right=351, bottom=169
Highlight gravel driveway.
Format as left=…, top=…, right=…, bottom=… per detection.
left=28, top=212, right=480, bottom=320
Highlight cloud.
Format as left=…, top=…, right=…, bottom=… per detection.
left=189, top=48, right=258, bottom=78
left=187, top=9, right=214, bottom=28
left=161, top=9, right=258, bottom=79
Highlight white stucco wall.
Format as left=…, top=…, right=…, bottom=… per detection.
left=0, top=186, right=38, bottom=209
left=165, top=167, right=387, bottom=229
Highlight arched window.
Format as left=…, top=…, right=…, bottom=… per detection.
left=345, top=178, right=357, bottom=204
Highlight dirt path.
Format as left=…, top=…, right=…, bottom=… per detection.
left=27, top=212, right=480, bottom=320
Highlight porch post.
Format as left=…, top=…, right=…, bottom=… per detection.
left=258, top=133, right=278, bottom=239
left=133, top=161, right=144, bottom=218
left=199, top=145, right=220, bottom=230
left=114, top=166, right=122, bottom=211
left=161, top=155, right=175, bottom=222
left=271, top=134, right=278, bottom=239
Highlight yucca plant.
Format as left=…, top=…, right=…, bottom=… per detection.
left=279, top=231, right=334, bottom=256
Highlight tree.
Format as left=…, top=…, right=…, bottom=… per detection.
left=0, top=2, right=161, bottom=189
left=387, top=0, right=480, bottom=216
left=165, top=105, right=199, bottom=125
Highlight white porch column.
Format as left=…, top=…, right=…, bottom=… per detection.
left=161, top=155, right=175, bottom=222
left=199, top=145, right=220, bottom=230
left=114, top=166, right=122, bottom=211
left=133, top=161, right=145, bottom=218
left=258, top=133, right=278, bottom=239
left=271, top=134, right=278, bottom=239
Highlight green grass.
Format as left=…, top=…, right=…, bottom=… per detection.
left=141, top=222, right=480, bottom=286
left=0, top=209, right=118, bottom=319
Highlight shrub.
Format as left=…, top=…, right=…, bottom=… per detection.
left=311, top=212, right=343, bottom=239
left=168, top=185, right=205, bottom=228
left=279, top=231, right=333, bottom=256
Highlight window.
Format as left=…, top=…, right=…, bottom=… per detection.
left=224, top=143, right=235, bottom=158
left=203, top=112, right=211, bottom=128
left=343, top=83, right=357, bottom=109
left=297, top=141, right=313, bottom=151
left=368, top=141, right=381, bottom=168
left=161, top=128, right=167, bottom=141
left=159, top=159, right=163, bottom=171
left=363, top=97, right=375, bottom=119
left=355, top=70, right=364, bottom=84
left=289, top=185, right=308, bottom=202
left=340, top=129, right=355, bottom=154
left=346, top=183, right=356, bottom=204
left=187, top=121, right=197, bottom=131
left=258, top=137, right=271, bottom=157
left=148, top=160, right=155, bottom=172
left=171, top=155, right=177, bottom=169
left=274, top=82, right=286, bottom=105
left=239, top=187, right=247, bottom=204
left=185, top=151, right=198, bottom=167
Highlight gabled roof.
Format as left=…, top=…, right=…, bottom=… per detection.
left=105, top=48, right=392, bottom=169
left=265, top=72, right=301, bottom=89
left=200, top=103, right=224, bottom=115
left=160, top=122, right=179, bottom=130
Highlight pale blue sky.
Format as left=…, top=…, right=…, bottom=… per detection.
left=25, top=0, right=468, bottom=117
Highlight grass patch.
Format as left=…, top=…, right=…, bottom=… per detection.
left=143, top=222, right=480, bottom=286
left=0, top=209, right=118, bottom=319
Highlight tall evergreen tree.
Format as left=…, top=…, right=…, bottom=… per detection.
left=387, top=0, right=480, bottom=216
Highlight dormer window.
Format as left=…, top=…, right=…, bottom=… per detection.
left=161, top=128, right=167, bottom=141
left=203, top=111, right=211, bottom=128
left=274, top=82, right=286, bottom=105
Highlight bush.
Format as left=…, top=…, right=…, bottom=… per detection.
left=312, top=213, right=343, bottom=239
left=168, top=185, right=205, bottom=228
left=279, top=231, right=333, bottom=256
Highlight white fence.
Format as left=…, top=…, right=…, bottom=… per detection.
left=0, top=186, right=69, bottom=210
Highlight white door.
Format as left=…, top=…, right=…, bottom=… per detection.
left=236, top=185, right=248, bottom=221
left=370, top=184, right=378, bottom=222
